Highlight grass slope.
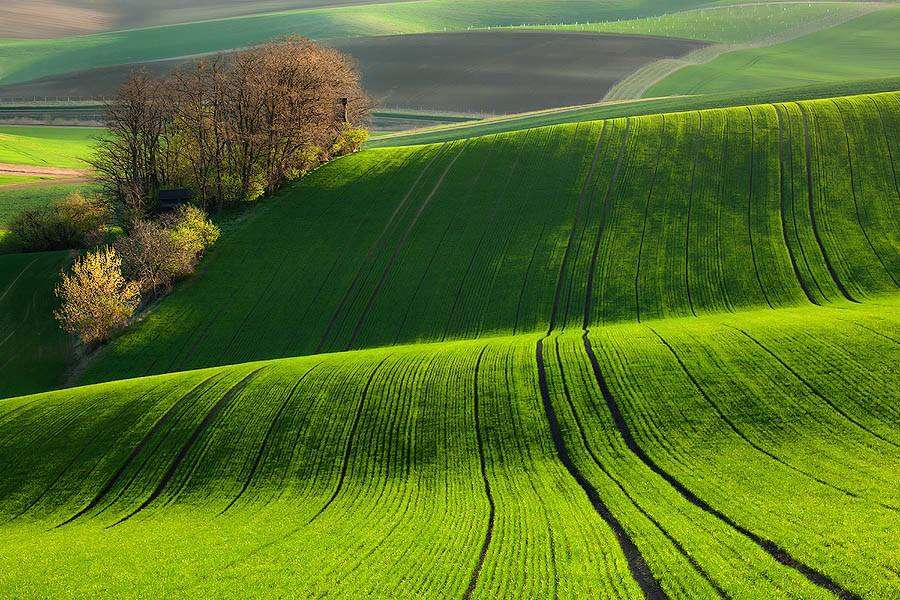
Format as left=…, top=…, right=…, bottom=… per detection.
left=522, top=2, right=873, bottom=44
left=369, top=78, right=900, bottom=147
left=0, top=125, right=97, bottom=168
left=0, top=250, right=73, bottom=398
left=0, top=0, right=710, bottom=86
left=647, top=6, right=900, bottom=97
left=80, top=91, right=900, bottom=386
left=0, top=181, right=96, bottom=229
left=0, top=300, right=896, bottom=598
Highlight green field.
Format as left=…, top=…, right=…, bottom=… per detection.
left=0, top=0, right=710, bottom=86
left=0, top=90, right=897, bottom=597
left=647, top=6, right=900, bottom=97
left=0, top=301, right=896, bottom=597
left=522, top=2, right=874, bottom=44
left=0, top=125, right=98, bottom=168
left=0, top=181, right=97, bottom=229
left=77, top=91, right=900, bottom=386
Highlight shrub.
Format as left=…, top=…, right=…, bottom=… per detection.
left=116, top=205, right=219, bottom=293
left=331, top=126, right=369, bottom=157
left=54, top=247, right=140, bottom=345
left=9, top=192, right=109, bottom=252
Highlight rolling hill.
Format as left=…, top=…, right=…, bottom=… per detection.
left=0, top=90, right=897, bottom=598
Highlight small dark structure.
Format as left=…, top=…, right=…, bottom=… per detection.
left=156, top=188, right=193, bottom=213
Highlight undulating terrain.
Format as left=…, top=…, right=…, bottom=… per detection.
left=1, top=90, right=897, bottom=598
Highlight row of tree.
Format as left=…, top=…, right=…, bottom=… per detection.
left=91, top=36, right=370, bottom=226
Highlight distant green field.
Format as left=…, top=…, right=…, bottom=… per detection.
left=0, top=174, right=47, bottom=186
left=0, top=300, right=897, bottom=597
left=82, top=91, right=900, bottom=386
left=647, top=6, right=900, bottom=97
left=0, top=125, right=98, bottom=168
left=0, top=0, right=710, bottom=85
left=370, top=78, right=900, bottom=147
left=525, top=2, right=872, bottom=44
left=0, top=181, right=97, bottom=228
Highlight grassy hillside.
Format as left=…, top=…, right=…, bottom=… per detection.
left=370, top=77, right=900, bottom=147
left=647, top=6, right=900, bottom=97
left=0, top=300, right=896, bottom=598
left=0, top=181, right=95, bottom=229
left=80, top=91, right=900, bottom=386
left=0, top=250, right=73, bottom=398
left=523, top=2, right=875, bottom=44
left=0, top=125, right=97, bottom=168
left=0, top=0, right=709, bottom=85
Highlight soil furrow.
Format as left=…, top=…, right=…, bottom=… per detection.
left=583, top=118, right=632, bottom=329
left=649, top=326, right=897, bottom=512
left=306, top=357, right=390, bottom=525
left=55, top=373, right=223, bottom=528
left=728, top=326, right=900, bottom=451
left=218, top=364, right=322, bottom=516
left=581, top=333, right=860, bottom=600
left=774, top=104, right=817, bottom=305
left=552, top=340, right=727, bottom=598
left=314, top=146, right=447, bottom=353
left=109, top=367, right=268, bottom=527
left=798, top=104, right=858, bottom=303
left=536, top=338, right=666, bottom=600
left=346, top=145, right=466, bottom=350
left=462, top=347, right=493, bottom=600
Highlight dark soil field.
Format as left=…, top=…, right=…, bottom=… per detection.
left=0, top=31, right=707, bottom=116
left=331, top=31, right=708, bottom=114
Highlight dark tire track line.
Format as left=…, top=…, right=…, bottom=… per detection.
left=315, top=145, right=448, bottom=354
left=547, top=124, right=606, bottom=333
left=831, top=100, right=898, bottom=287
left=745, top=107, right=774, bottom=310
left=54, top=373, right=224, bottom=528
left=346, top=145, right=466, bottom=350
left=462, top=347, right=493, bottom=600
left=634, top=115, right=668, bottom=323
left=581, top=333, right=860, bottom=600
left=218, top=363, right=323, bottom=516
left=683, top=112, right=702, bottom=317
left=536, top=338, right=667, bottom=599
left=306, top=356, right=390, bottom=525
left=727, top=326, right=900, bottom=452
left=552, top=340, right=726, bottom=598
left=774, top=104, right=818, bottom=305
left=648, top=326, right=898, bottom=513
left=583, top=118, right=632, bottom=329
left=109, top=367, right=268, bottom=528
left=798, top=104, right=859, bottom=303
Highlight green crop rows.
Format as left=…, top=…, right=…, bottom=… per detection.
left=0, top=299, right=896, bottom=597
left=80, top=92, right=899, bottom=385
left=0, top=90, right=897, bottom=598
left=0, top=125, right=98, bottom=169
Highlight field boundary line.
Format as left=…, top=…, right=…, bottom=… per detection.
left=580, top=332, right=860, bottom=600
left=727, top=326, right=900, bottom=451
left=462, top=346, right=493, bottom=600
left=647, top=326, right=898, bottom=512
left=109, top=367, right=268, bottom=527
left=798, top=104, right=858, bottom=303
left=536, top=338, right=666, bottom=599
